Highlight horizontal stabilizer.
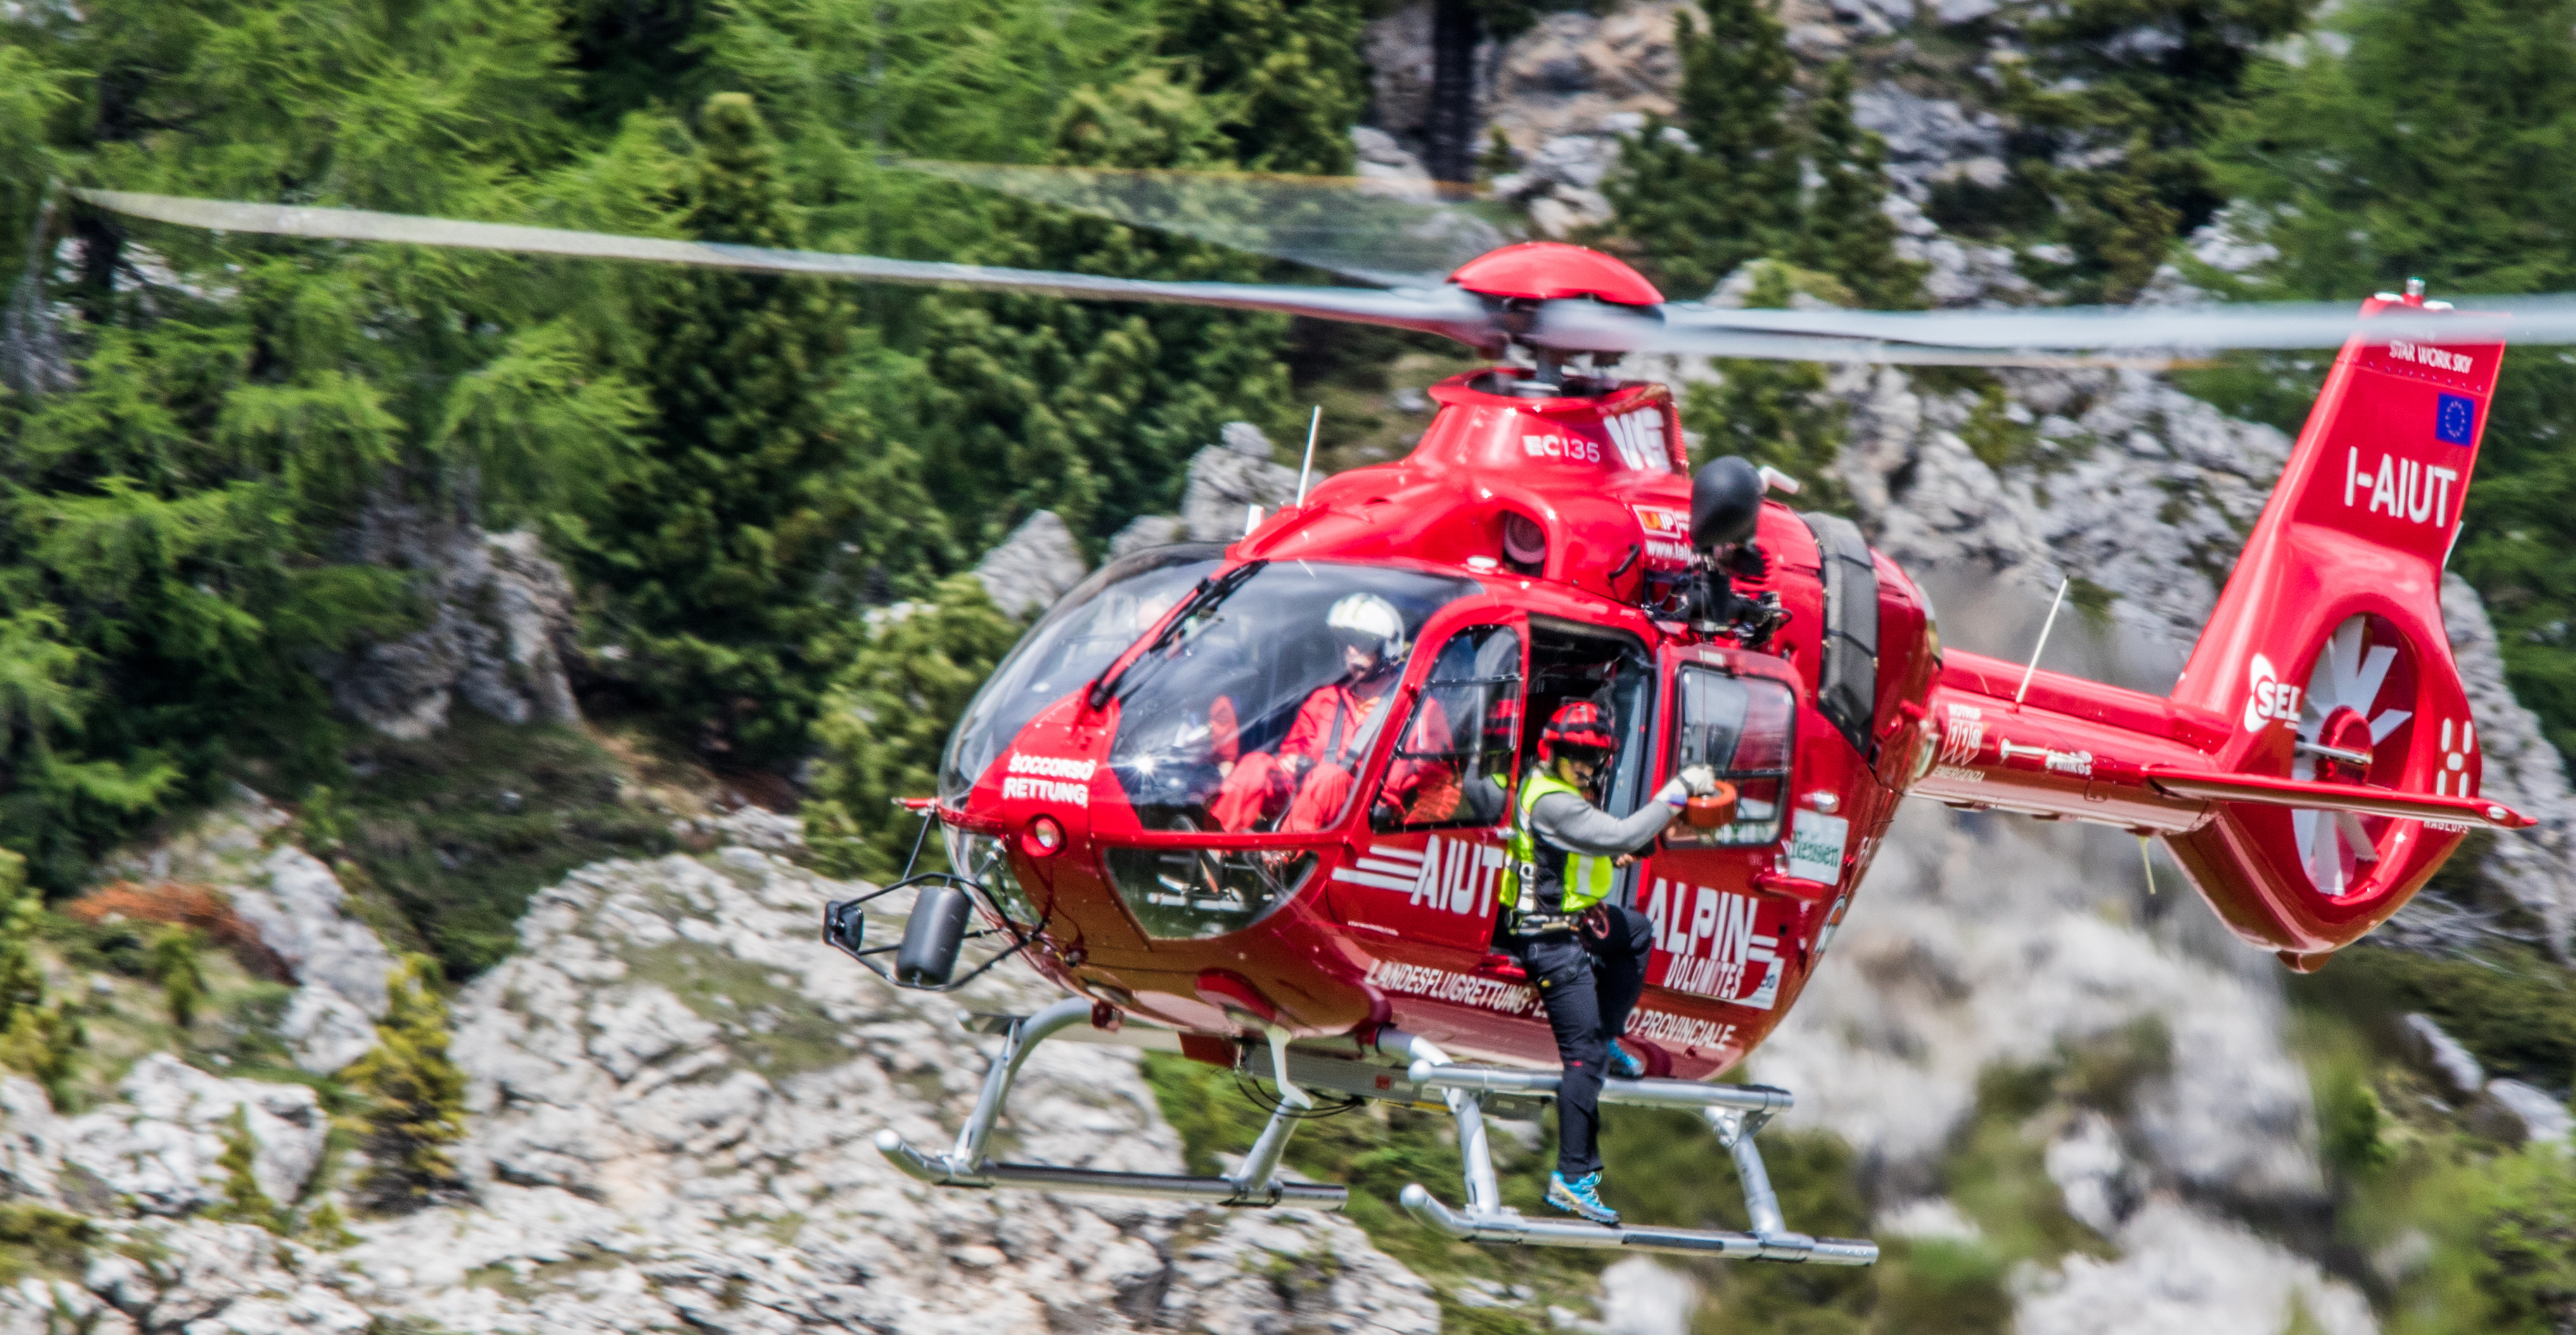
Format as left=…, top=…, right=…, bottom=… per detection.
left=2145, top=768, right=2532, bottom=829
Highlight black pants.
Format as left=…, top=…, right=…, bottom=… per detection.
left=1511, top=903, right=1653, bottom=1179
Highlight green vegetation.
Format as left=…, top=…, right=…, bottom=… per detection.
left=0, top=0, right=1370, bottom=893
left=1605, top=9, right=1916, bottom=306
left=1679, top=263, right=1857, bottom=512
left=2283, top=955, right=2576, bottom=1335
left=2198, top=0, right=2576, bottom=766
left=343, top=955, right=466, bottom=1210
left=0, top=852, right=79, bottom=1102
left=0, top=1204, right=97, bottom=1284
left=322, top=714, right=675, bottom=978
left=805, top=576, right=1022, bottom=880
left=1141, top=1052, right=2016, bottom=1333
left=208, top=1106, right=283, bottom=1232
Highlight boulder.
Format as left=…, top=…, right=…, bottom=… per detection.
left=2402, top=1012, right=2485, bottom=1100
left=230, top=848, right=399, bottom=1073
left=314, top=502, right=580, bottom=740
left=973, top=510, right=1088, bottom=619
left=54, top=1055, right=327, bottom=1215
left=1181, top=422, right=1301, bottom=543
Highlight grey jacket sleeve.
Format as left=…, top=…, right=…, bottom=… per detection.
left=1528, top=789, right=1678, bottom=858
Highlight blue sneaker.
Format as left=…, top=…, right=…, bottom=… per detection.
left=1548, top=1171, right=1620, bottom=1225
left=1606, top=1038, right=1646, bottom=1080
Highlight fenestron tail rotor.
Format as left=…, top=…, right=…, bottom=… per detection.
left=2288, top=616, right=2418, bottom=897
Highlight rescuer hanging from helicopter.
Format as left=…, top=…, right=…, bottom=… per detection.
left=1503, top=700, right=1719, bottom=1225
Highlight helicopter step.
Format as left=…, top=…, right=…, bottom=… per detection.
left=873, top=998, right=1349, bottom=1209
left=1395, top=1057, right=1879, bottom=1265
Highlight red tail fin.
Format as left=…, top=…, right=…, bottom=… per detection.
left=2162, top=292, right=2505, bottom=960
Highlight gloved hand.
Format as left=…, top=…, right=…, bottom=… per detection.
left=1656, top=776, right=1691, bottom=808
left=1679, top=764, right=1719, bottom=796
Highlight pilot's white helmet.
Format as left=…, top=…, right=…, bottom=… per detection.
left=1326, top=593, right=1409, bottom=664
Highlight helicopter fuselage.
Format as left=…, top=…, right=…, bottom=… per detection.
left=935, top=367, right=1942, bottom=1077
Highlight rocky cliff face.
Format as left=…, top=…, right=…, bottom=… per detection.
left=0, top=815, right=1441, bottom=1335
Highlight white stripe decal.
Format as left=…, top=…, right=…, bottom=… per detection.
left=1332, top=868, right=1418, bottom=892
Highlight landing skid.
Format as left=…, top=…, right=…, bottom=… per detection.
left=872, top=1002, right=1876, bottom=1263
left=873, top=998, right=1350, bottom=1208
left=1399, top=1061, right=1878, bottom=1263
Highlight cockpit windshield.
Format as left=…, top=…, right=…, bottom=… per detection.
left=1104, top=562, right=1481, bottom=834
left=939, top=545, right=1225, bottom=806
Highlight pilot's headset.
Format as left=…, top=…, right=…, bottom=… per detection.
left=1326, top=593, right=1410, bottom=673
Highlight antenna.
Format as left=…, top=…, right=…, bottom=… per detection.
left=1296, top=405, right=1321, bottom=504
left=2014, top=576, right=2071, bottom=707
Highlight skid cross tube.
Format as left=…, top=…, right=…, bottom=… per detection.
left=873, top=1000, right=1347, bottom=1209
left=1395, top=1058, right=1878, bottom=1265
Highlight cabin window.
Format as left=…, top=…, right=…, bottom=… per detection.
left=1663, top=669, right=1795, bottom=847
left=941, top=545, right=1223, bottom=806
left=1101, top=562, right=1478, bottom=837
left=1370, top=626, right=1524, bottom=832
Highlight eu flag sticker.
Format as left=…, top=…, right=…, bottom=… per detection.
left=2437, top=392, right=2478, bottom=445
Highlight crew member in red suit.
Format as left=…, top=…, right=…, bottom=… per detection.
left=1210, top=593, right=1448, bottom=832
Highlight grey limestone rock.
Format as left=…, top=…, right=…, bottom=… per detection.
left=2403, top=1013, right=2487, bottom=1100
left=231, top=848, right=399, bottom=1073
left=314, top=503, right=580, bottom=741
left=2485, top=1079, right=2575, bottom=1150
left=972, top=510, right=1089, bottom=619
left=1182, top=422, right=1302, bottom=543
left=51, top=1057, right=326, bottom=1216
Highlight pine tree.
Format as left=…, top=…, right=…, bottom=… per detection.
left=146, top=927, right=206, bottom=1031
left=343, top=954, right=466, bottom=1208
left=806, top=574, right=1022, bottom=880
left=1603, top=0, right=1802, bottom=297
left=561, top=92, right=897, bottom=763
left=208, top=1106, right=283, bottom=1231
left=1158, top=0, right=1372, bottom=174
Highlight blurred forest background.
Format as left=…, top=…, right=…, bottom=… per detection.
left=12, top=0, right=2576, bottom=1329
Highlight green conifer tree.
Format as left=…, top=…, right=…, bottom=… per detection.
left=208, top=1106, right=283, bottom=1230
left=561, top=92, right=909, bottom=763
left=343, top=954, right=466, bottom=1208
left=806, top=574, right=1022, bottom=879
left=1603, top=0, right=1802, bottom=297
left=0, top=851, right=77, bottom=1103
left=146, top=927, right=206, bottom=1032
left=1684, top=263, right=1856, bottom=514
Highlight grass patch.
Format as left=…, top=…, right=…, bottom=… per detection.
left=315, top=713, right=677, bottom=978
left=623, top=941, right=851, bottom=1078
left=0, top=1204, right=96, bottom=1284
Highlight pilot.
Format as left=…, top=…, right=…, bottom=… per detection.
left=1501, top=700, right=1717, bottom=1227
left=1209, top=593, right=1447, bottom=832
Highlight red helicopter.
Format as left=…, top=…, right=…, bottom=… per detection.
left=77, top=182, right=2560, bottom=1262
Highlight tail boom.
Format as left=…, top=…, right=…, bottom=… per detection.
left=1901, top=292, right=2514, bottom=961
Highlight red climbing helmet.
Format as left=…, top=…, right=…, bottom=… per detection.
left=1539, top=700, right=1617, bottom=763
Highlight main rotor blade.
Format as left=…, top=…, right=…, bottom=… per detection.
left=1653, top=296, right=2576, bottom=352
left=894, top=160, right=1520, bottom=287
left=72, top=189, right=1501, bottom=345
left=1530, top=305, right=2177, bottom=368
